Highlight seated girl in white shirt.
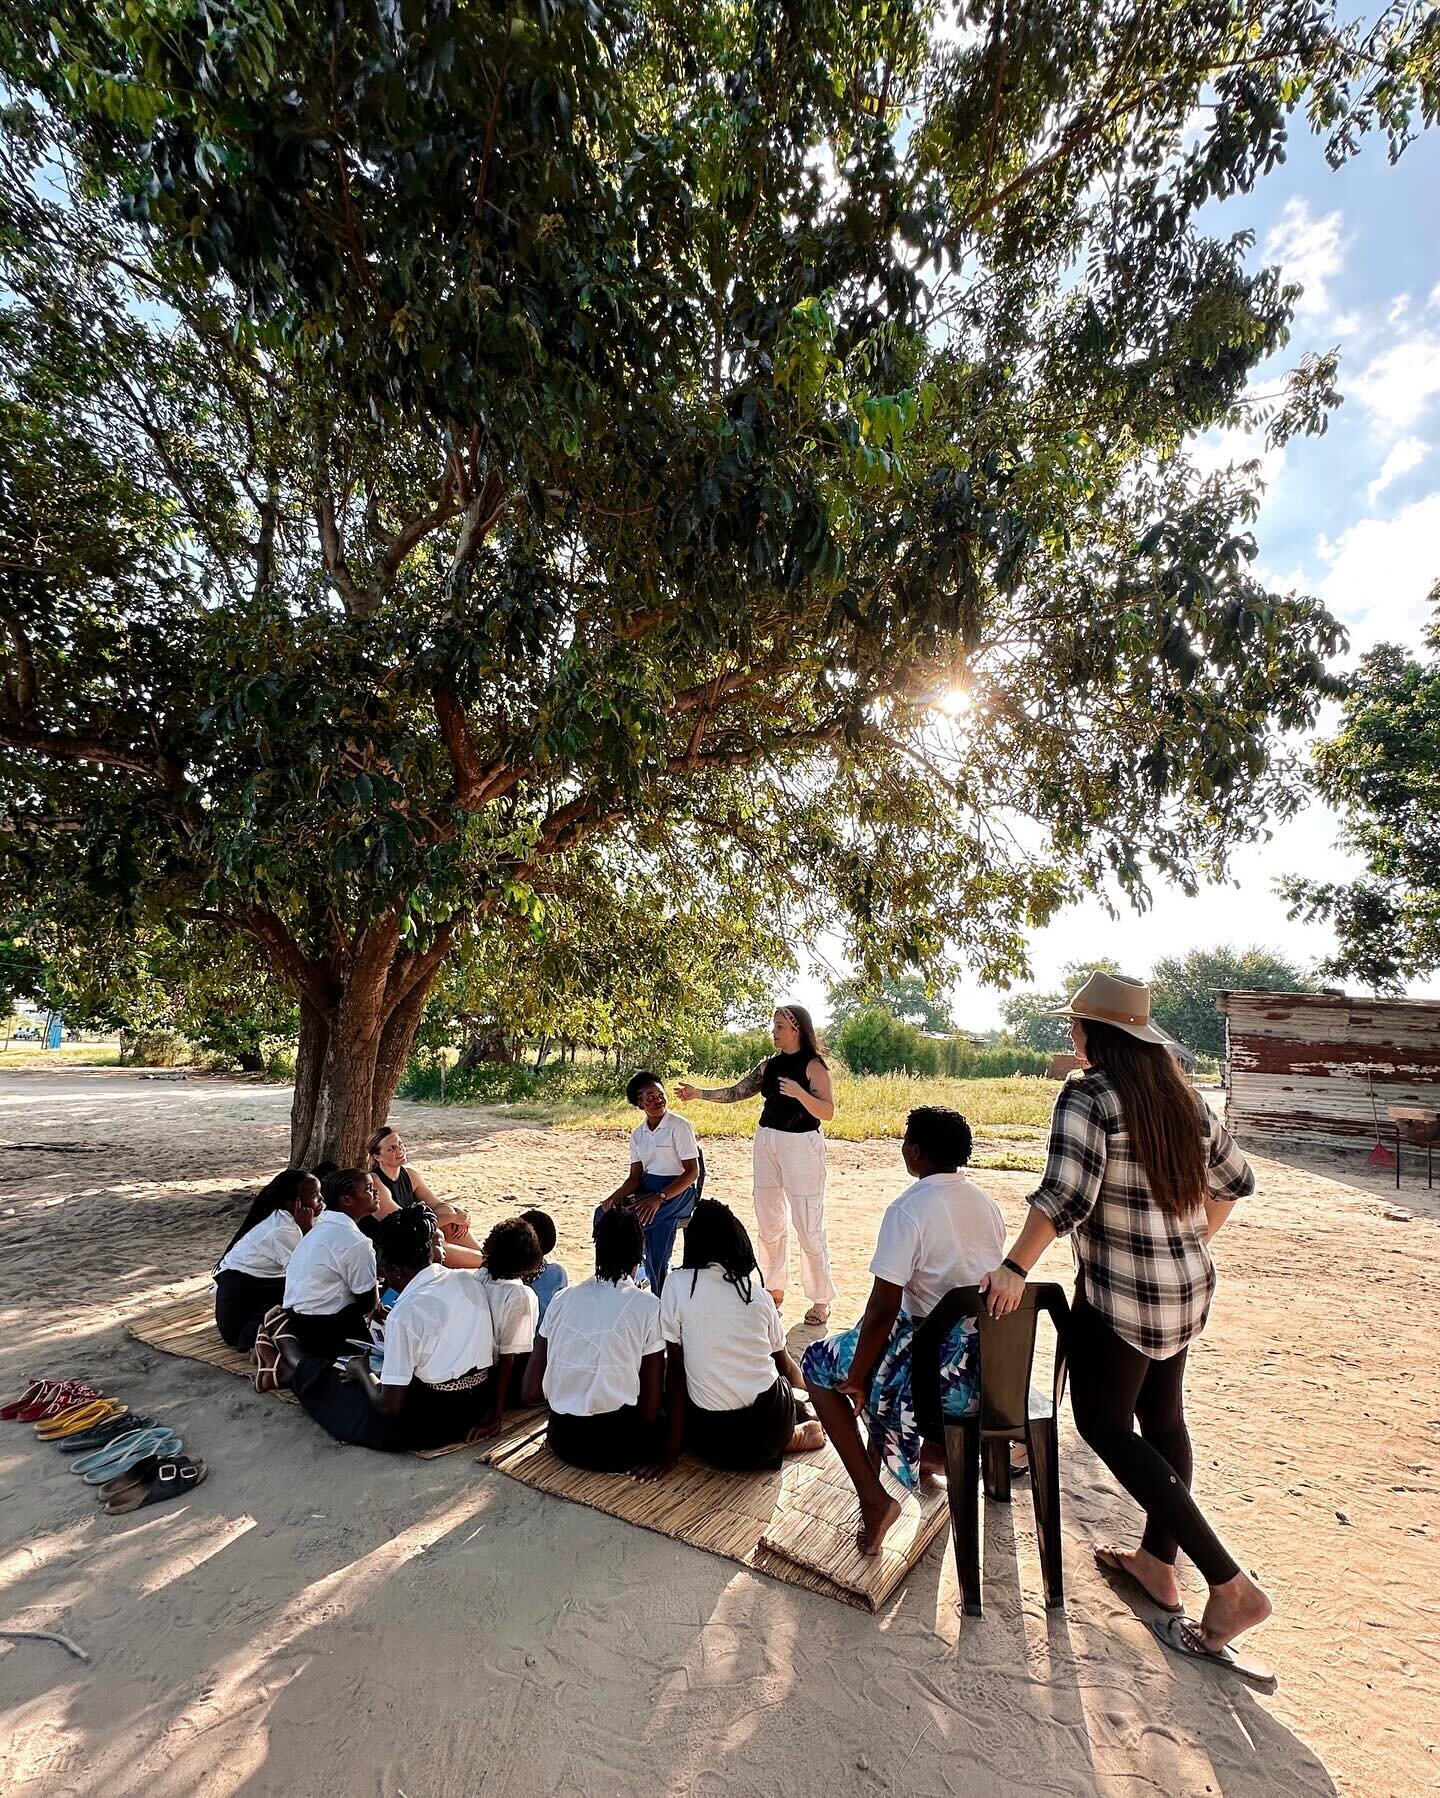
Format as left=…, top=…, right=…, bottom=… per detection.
left=278, top=1207, right=507, bottom=1450
left=595, top=1071, right=701, bottom=1294
left=521, top=1209, right=665, bottom=1472
left=635, top=1202, right=824, bottom=1482
left=473, top=1215, right=543, bottom=1405
left=213, top=1168, right=322, bottom=1350
left=803, top=1106, right=1006, bottom=1556
left=274, top=1167, right=381, bottom=1359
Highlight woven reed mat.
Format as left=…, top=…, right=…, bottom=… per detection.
left=126, top=1292, right=544, bottom=1463
left=487, top=1430, right=948, bottom=1611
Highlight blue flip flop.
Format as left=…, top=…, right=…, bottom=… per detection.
left=74, top=1427, right=183, bottom=1483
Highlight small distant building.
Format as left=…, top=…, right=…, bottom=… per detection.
left=1217, top=990, right=1440, bottom=1147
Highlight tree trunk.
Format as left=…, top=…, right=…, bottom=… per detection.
left=288, top=947, right=443, bottom=1168
left=289, top=1001, right=330, bottom=1166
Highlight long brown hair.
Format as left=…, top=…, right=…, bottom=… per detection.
left=1081, top=1021, right=1206, bottom=1216
left=776, top=1002, right=827, bottom=1068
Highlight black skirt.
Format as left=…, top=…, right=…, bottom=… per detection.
left=290, top=1355, right=493, bottom=1452
left=286, top=1298, right=374, bottom=1360
left=685, top=1377, right=796, bottom=1472
left=547, top=1406, right=660, bottom=1473
left=214, top=1269, right=285, bottom=1352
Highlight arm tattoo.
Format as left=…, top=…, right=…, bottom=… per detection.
left=695, top=1062, right=765, bottom=1104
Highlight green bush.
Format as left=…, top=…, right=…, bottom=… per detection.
left=397, top=1057, right=622, bottom=1106
left=685, top=1026, right=775, bottom=1077
left=834, top=1009, right=1050, bottom=1079
left=119, top=1029, right=190, bottom=1068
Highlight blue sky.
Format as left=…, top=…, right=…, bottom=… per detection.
left=802, top=116, right=1440, bottom=1027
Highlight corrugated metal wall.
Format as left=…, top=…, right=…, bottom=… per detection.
left=1218, top=991, right=1440, bottom=1145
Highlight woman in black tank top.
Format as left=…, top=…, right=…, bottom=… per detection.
left=677, top=1004, right=837, bottom=1324
left=367, top=1124, right=485, bottom=1263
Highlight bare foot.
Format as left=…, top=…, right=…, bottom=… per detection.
left=768, top=1289, right=785, bottom=1307
left=1194, top=1572, right=1273, bottom=1652
left=855, top=1491, right=902, bottom=1556
left=786, top=1420, right=825, bottom=1455
left=1095, top=1543, right=1182, bottom=1610
left=803, top=1303, right=830, bottom=1326
left=919, top=1442, right=948, bottom=1485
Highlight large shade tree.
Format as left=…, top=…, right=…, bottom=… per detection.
left=2, top=0, right=1435, bottom=1163
left=1283, top=603, right=1440, bottom=991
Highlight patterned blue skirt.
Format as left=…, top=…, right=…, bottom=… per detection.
left=801, top=1310, right=980, bottom=1493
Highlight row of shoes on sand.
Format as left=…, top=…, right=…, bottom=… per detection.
left=1, top=1378, right=208, bottom=1514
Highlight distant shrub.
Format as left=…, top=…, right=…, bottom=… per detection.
left=120, top=1030, right=189, bottom=1068
left=398, top=1057, right=621, bottom=1106
left=685, top=1026, right=775, bottom=1078
left=835, top=1009, right=1049, bottom=1079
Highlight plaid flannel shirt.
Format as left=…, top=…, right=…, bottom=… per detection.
left=1029, top=1070, right=1254, bottom=1359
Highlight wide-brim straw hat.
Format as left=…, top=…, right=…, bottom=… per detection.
left=1050, top=970, right=1167, bottom=1045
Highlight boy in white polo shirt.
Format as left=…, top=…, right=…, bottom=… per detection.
left=803, top=1106, right=1005, bottom=1557
left=594, top=1071, right=701, bottom=1294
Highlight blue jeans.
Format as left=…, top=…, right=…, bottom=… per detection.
left=594, top=1174, right=698, bottom=1295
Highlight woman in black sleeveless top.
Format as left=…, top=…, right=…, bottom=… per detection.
left=367, top=1123, right=485, bottom=1263
left=677, top=1004, right=837, bottom=1324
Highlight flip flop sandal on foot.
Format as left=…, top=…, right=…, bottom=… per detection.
left=103, top=1457, right=208, bottom=1515
left=1151, top=1615, right=1278, bottom=1691
left=1094, top=1545, right=1184, bottom=1614
left=1, top=1380, right=56, bottom=1420
left=36, top=1399, right=126, bottom=1440
left=63, top=1414, right=156, bottom=1454
left=803, top=1305, right=831, bottom=1326
left=75, top=1428, right=183, bottom=1483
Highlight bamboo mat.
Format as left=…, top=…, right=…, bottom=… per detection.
left=125, top=1292, right=543, bottom=1463
left=487, top=1430, right=948, bottom=1611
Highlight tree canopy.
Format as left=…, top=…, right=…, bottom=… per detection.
left=2, top=0, right=1435, bottom=1160
left=1148, top=943, right=1314, bottom=1057
left=826, top=973, right=955, bottom=1033
left=1283, top=605, right=1440, bottom=991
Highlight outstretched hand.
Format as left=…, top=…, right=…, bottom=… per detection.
left=674, top=1082, right=699, bottom=1102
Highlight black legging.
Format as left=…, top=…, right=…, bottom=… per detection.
left=1067, top=1298, right=1239, bottom=1586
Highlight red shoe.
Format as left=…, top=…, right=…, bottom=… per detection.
left=1, top=1380, right=54, bottom=1420
left=17, top=1382, right=99, bottom=1423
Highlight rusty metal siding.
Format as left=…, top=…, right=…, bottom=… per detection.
left=1217, top=991, right=1440, bottom=1145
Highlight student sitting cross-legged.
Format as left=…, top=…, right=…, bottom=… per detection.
left=521, top=1208, right=664, bottom=1472
left=277, top=1206, right=509, bottom=1450
left=803, top=1106, right=1006, bottom=1556
left=275, top=1166, right=381, bottom=1358
left=475, top=1216, right=544, bottom=1405
left=214, top=1168, right=322, bottom=1351
left=634, top=1201, right=825, bottom=1482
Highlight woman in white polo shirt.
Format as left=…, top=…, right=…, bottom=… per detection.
left=277, top=1208, right=505, bottom=1449
left=275, top=1166, right=380, bottom=1358
left=594, top=1071, right=701, bottom=1294
left=213, top=1168, right=322, bottom=1350
left=521, top=1208, right=665, bottom=1471
left=636, top=1202, right=824, bottom=1481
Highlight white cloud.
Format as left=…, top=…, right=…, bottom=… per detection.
left=1187, top=423, right=1285, bottom=492
left=1262, top=197, right=1346, bottom=321
left=1367, top=435, right=1429, bottom=505
left=1313, top=490, right=1440, bottom=653
left=1428, top=278, right=1440, bottom=312
left=1388, top=293, right=1412, bottom=326
left=1349, top=333, right=1440, bottom=434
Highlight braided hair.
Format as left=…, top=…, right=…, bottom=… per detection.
left=217, top=1168, right=318, bottom=1265
left=321, top=1167, right=371, bottom=1211
left=679, top=1200, right=758, bottom=1304
left=594, top=1207, right=644, bottom=1284
left=375, top=1204, right=442, bottom=1285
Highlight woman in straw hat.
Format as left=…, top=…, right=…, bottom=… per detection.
left=981, top=970, right=1274, bottom=1681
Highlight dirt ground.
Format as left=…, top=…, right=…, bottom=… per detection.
left=0, top=1068, right=1435, bottom=1798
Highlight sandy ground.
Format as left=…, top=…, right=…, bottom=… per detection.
left=0, top=1069, right=1435, bottom=1798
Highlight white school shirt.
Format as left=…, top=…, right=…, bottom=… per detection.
left=380, top=1263, right=496, bottom=1387
left=476, top=1270, right=539, bottom=1357
left=659, top=1266, right=784, bottom=1412
left=217, top=1210, right=301, bottom=1280
left=282, top=1209, right=377, bottom=1316
left=538, top=1276, right=663, bottom=1416
left=869, top=1172, right=1007, bottom=1319
left=627, top=1110, right=699, bottom=1178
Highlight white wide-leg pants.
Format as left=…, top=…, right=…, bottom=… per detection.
left=752, top=1125, right=834, bottom=1304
